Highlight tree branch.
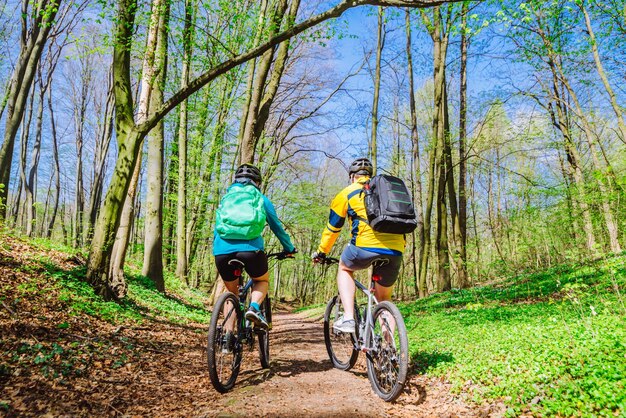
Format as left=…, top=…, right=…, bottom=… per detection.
left=137, top=0, right=468, bottom=135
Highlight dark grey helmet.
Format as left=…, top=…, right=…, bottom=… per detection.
left=348, top=157, right=373, bottom=176
left=235, top=164, right=262, bottom=184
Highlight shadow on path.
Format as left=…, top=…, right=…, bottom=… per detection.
left=236, top=356, right=334, bottom=387
left=410, top=350, right=455, bottom=375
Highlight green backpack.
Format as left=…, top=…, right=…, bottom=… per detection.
left=215, top=184, right=266, bottom=240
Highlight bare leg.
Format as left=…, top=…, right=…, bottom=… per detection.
left=250, top=271, right=270, bottom=305
left=373, top=283, right=395, bottom=343
left=373, top=282, right=393, bottom=302
left=223, top=279, right=238, bottom=294
left=222, top=279, right=239, bottom=332
left=338, top=261, right=356, bottom=320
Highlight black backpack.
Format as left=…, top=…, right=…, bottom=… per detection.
left=360, top=175, right=417, bottom=234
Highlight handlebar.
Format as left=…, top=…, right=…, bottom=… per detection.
left=266, top=251, right=297, bottom=260
left=315, top=256, right=339, bottom=265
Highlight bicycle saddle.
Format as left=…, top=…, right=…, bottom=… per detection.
left=228, top=259, right=245, bottom=268
left=372, top=258, right=390, bottom=267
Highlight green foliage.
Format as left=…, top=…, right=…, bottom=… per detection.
left=293, top=302, right=325, bottom=313
left=12, top=341, right=85, bottom=379
left=38, top=259, right=209, bottom=326
left=401, top=254, right=626, bottom=416
left=125, top=269, right=209, bottom=325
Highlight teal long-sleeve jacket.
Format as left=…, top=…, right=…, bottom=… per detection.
left=212, top=182, right=295, bottom=256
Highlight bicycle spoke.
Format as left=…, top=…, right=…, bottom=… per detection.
left=324, top=296, right=359, bottom=370
left=366, top=301, right=408, bottom=401
left=208, top=292, right=243, bottom=393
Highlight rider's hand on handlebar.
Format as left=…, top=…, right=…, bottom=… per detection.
left=311, top=251, right=326, bottom=263
left=285, top=247, right=297, bottom=258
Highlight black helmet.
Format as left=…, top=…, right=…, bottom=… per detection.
left=235, top=163, right=262, bottom=184
left=348, top=158, right=373, bottom=176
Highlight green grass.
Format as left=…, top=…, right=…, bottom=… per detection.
left=294, top=302, right=325, bottom=313
left=37, top=259, right=210, bottom=326
left=401, top=254, right=626, bottom=416
left=29, top=236, right=85, bottom=258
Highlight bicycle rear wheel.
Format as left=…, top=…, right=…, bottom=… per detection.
left=207, top=292, right=242, bottom=393
left=257, top=297, right=271, bottom=369
left=366, top=301, right=409, bottom=402
left=323, top=295, right=359, bottom=370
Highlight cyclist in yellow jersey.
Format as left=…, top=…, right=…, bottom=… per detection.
left=312, top=158, right=406, bottom=333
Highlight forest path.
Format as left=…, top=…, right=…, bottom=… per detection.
left=188, top=310, right=484, bottom=418
left=1, top=235, right=492, bottom=417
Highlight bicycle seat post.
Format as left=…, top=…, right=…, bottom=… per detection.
left=370, top=259, right=388, bottom=292
left=228, top=259, right=246, bottom=298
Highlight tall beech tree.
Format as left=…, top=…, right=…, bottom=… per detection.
left=405, top=9, right=426, bottom=296
left=142, top=0, right=170, bottom=290
left=175, top=0, right=196, bottom=282
left=0, top=0, right=62, bottom=218
left=370, top=7, right=385, bottom=172
left=86, top=0, right=464, bottom=299
left=239, top=0, right=302, bottom=164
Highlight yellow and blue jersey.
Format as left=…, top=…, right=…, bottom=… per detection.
left=318, top=177, right=405, bottom=256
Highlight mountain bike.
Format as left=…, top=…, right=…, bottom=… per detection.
left=320, top=257, right=409, bottom=402
left=207, top=251, right=292, bottom=393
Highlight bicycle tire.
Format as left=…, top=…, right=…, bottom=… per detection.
left=366, top=301, right=409, bottom=402
left=207, top=292, right=243, bottom=393
left=323, top=295, right=359, bottom=370
left=258, top=297, right=271, bottom=369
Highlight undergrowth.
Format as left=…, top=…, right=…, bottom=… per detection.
left=47, top=264, right=209, bottom=325
left=4, top=233, right=210, bottom=326
left=401, top=254, right=626, bottom=416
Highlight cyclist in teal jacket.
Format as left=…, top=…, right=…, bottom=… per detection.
left=213, top=164, right=296, bottom=328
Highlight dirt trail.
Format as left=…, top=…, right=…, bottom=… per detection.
left=194, top=310, right=488, bottom=418
left=0, top=235, right=500, bottom=417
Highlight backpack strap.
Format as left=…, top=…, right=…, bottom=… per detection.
left=356, top=180, right=370, bottom=225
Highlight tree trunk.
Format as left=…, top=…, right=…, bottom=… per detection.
left=18, top=88, right=35, bottom=231
left=545, top=60, right=596, bottom=252
left=239, top=0, right=290, bottom=164
left=580, top=3, right=626, bottom=145
left=425, top=6, right=451, bottom=292
left=176, top=0, right=195, bottom=282
left=443, top=81, right=460, bottom=287
left=25, top=84, right=46, bottom=237
left=237, top=0, right=269, bottom=147
left=87, top=80, right=114, bottom=239
left=487, top=162, right=505, bottom=266
left=0, top=0, right=60, bottom=218
left=73, top=100, right=86, bottom=248
left=370, top=6, right=384, bottom=173
left=558, top=73, right=621, bottom=253
left=46, top=86, right=61, bottom=238
left=405, top=9, right=425, bottom=298
left=142, top=0, right=169, bottom=291
left=436, top=88, right=451, bottom=292
left=87, top=0, right=141, bottom=299
left=108, top=0, right=164, bottom=291
left=457, top=2, right=469, bottom=288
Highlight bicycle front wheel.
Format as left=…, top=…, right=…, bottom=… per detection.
left=257, top=297, right=271, bottom=369
left=207, top=292, right=242, bottom=393
left=366, top=301, right=409, bottom=402
left=323, top=295, right=359, bottom=370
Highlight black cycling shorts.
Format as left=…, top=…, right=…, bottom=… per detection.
left=214, top=251, right=269, bottom=282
